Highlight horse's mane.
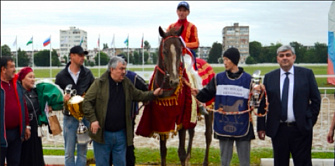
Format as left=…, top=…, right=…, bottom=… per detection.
left=166, top=27, right=179, bottom=36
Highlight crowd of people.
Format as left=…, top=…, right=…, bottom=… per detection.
left=1, top=1, right=334, bottom=166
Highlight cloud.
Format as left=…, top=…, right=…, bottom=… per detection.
left=1, top=1, right=332, bottom=51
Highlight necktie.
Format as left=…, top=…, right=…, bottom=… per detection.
left=281, top=72, right=290, bottom=121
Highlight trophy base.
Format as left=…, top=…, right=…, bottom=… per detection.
left=77, top=132, right=91, bottom=145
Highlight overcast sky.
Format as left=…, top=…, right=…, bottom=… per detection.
left=1, top=1, right=332, bottom=51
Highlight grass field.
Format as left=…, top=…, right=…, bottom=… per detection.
left=31, top=64, right=335, bottom=94
left=42, top=147, right=334, bottom=165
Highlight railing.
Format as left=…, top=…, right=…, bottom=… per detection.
left=40, top=75, right=335, bottom=153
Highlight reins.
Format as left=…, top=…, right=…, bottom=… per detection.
left=182, top=78, right=269, bottom=118
left=154, top=35, right=185, bottom=91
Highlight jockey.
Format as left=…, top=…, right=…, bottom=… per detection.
left=167, top=1, right=199, bottom=70
left=167, top=1, right=206, bottom=116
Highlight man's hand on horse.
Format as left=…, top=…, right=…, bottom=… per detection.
left=191, top=88, right=199, bottom=96
left=153, top=88, right=163, bottom=96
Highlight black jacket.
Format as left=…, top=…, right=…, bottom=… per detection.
left=55, top=62, right=95, bottom=96
left=257, top=66, right=321, bottom=137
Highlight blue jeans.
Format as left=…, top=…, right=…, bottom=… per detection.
left=93, top=129, right=126, bottom=166
left=63, top=115, right=90, bottom=166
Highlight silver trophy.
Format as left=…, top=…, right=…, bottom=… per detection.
left=249, top=70, right=263, bottom=108
left=65, top=85, right=91, bottom=145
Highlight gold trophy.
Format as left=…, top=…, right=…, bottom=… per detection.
left=66, top=84, right=91, bottom=145
left=249, top=70, right=263, bottom=108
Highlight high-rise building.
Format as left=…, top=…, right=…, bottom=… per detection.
left=222, top=23, right=249, bottom=64
left=59, top=26, right=87, bottom=62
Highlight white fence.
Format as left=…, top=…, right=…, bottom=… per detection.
left=40, top=71, right=335, bottom=153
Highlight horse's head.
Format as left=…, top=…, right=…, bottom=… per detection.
left=157, top=26, right=184, bottom=90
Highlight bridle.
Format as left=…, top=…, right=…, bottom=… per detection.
left=155, top=35, right=185, bottom=89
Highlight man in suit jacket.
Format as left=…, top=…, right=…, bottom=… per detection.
left=257, top=45, right=321, bottom=166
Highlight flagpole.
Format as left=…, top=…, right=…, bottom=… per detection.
left=127, top=34, right=129, bottom=64
left=49, top=35, right=52, bottom=78
left=113, top=34, right=115, bottom=57
left=15, top=36, right=18, bottom=68
left=32, top=37, right=34, bottom=70
left=98, top=34, right=101, bottom=77
left=142, top=34, right=144, bottom=71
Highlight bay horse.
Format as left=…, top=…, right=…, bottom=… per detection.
left=136, top=26, right=215, bottom=166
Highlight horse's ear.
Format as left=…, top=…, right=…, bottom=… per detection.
left=159, top=26, right=166, bottom=38
left=176, top=25, right=184, bottom=36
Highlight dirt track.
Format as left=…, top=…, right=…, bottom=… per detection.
left=43, top=94, right=335, bottom=151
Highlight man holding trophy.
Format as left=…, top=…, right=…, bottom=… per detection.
left=55, top=45, right=95, bottom=166
left=191, top=47, right=256, bottom=166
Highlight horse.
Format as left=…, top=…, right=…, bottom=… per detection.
left=136, top=26, right=215, bottom=166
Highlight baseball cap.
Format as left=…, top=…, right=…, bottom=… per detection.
left=70, top=46, right=88, bottom=55
left=177, top=1, right=189, bottom=11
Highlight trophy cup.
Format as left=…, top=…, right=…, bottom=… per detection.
left=66, top=85, right=91, bottom=145
left=249, top=70, right=263, bottom=108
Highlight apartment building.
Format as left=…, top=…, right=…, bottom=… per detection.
left=222, top=23, right=249, bottom=64
left=59, top=26, right=87, bottom=62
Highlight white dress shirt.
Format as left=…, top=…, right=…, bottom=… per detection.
left=280, top=67, right=295, bottom=122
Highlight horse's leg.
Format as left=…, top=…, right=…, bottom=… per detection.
left=160, top=135, right=167, bottom=166
left=185, top=128, right=195, bottom=165
left=203, top=111, right=213, bottom=166
left=178, top=128, right=187, bottom=166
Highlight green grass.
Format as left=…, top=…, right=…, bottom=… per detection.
left=42, top=147, right=334, bottom=165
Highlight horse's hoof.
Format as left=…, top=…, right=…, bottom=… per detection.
left=199, top=106, right=209, bottom=115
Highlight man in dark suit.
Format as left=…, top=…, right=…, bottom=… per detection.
left=257, top=45, right=321, bottom=166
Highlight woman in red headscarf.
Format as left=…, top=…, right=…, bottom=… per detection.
left=17, top=67, right=45, bottom=166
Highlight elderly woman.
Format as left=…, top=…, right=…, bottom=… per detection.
left=18, top=67, right=64, bottom=166
left=18, top=67, right=45, bottom=166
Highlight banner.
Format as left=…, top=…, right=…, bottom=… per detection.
left=328, top=2, right=335, bottom=85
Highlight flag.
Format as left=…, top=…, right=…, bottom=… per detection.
left=60, top=37, right=68, bottom=44
left=43, top=37, right=51, bottom=47
left=328, top=1, right=335, bottom=85
left=26, top=37, right=33, bottom=46
left=141, top=34, right=144, bottom=48
left=79, top=36, right=84, bottom=46
left=124, top=36, right=128, bottom=47
left=13, top=37, right=17, bottom=47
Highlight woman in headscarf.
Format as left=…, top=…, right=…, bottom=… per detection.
left=18, top=67, right=45, bottom=166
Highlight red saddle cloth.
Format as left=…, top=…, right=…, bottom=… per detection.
left=136, top=69, right=193, bottom=138
left=196, top=58, right=215, bottom=105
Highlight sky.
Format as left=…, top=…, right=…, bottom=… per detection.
left=1, top=1, right=333, bottom=52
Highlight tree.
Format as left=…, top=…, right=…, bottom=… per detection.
left=63, top=55, right=68, bottom=64
left=152, top=52, right=158, bottom=64
left=245, top=56, right=257, bottom=64
left=17, top=48, right=30, bottom=67
left=144, top=52, right=149, bottom=64
left=259, top=43, right=282, bottom=63
left=94, top=51, right=109, bottom=66
left=103, top=43, right=109, bottom=50
left=1, top=44, right=11, bottom=57
left=144, top=40, right=151, bottom=51
left=249, top=41, right=262, bottom=62
left=314, top=42, right=328, bottom=63
left=207, top=42, right=222, bottom=63
left=290, top=41, right=306, bottom=63
left=133, top=51, right=140, bottom=64
left=34, top=49, right=60, bottom=66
